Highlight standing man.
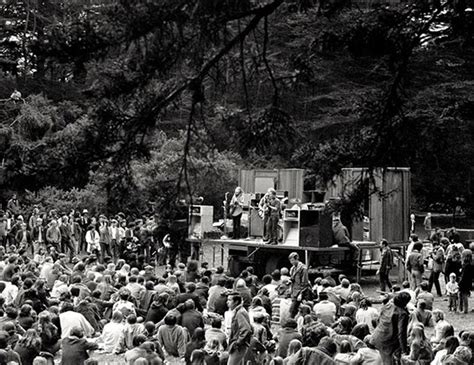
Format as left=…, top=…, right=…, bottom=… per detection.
left=407, top=242, right=424, bottom=290
left=410, top=213, right=416, bottom=234
left=15, top=223, right=33, bottom=254
left=32, top=217, right=45, bottom=253
left=258, top=189, right=271, bottom=242
left=424, top=213, right=432, bottom=240
left=428, top=242, right=445, bottom=297
left=230, top=187, right=244, bottom=239
left=110, top=218, right=124, bottom=260
left=288, top=252, right=309, bottom=317
left=266, top=189, right=281, bottom=245
left=46, top=220, right=61, bottom=252
left=28, top=206, right=40, bottom=231
left=79, top=209, right=91, bottom=253
left=378, top=239, right=393, bottom=293
left=7, top=194, right=20, bottom=217
left=227, top=293, right=252, bottom=365
left=60, top=216, right=75, bottom=263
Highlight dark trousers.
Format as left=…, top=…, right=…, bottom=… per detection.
left=379, top=270, right=392, bottom=292
left=289, top=298, right=301, bottom=318
left=459, top=291, right=469, bottom=314
left=449, top=294, right=458, bottom=311
left=100, top=242, right=112, bottom=262
left=428, top=270, right=442, bottom=296
left=62, top=239, right=75, bottom=261
left=110, top=239, right=118, bottom=260
left=267, top=215, right=279, bottom=243
left=232, top=214, right=242, bottom=239
left=262, top=215, right=269, bottom=240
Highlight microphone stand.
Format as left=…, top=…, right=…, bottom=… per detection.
left=221, top=192, right=229, bottom=240
left=246, top=200, right=252, bottom=240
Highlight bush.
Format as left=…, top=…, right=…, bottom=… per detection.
left=23, top=185, right=106, bottom=215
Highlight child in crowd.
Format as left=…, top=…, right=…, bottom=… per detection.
left=446, top=273, right=459, bottom=312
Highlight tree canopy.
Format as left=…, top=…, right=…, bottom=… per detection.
left=1, top=0, right=473, bottom=217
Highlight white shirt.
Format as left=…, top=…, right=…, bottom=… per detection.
left=2, top=282, right=18, bottom=305
left=351, top=347, right=382, bottom=365
left=224, top=310, right=234, bottom=337
left=313, top=300, right=337, bottom=326
left=355, top=307, right=380, bottom=333
left=98, top=321, right=124, bottom=353
left=262, top=283, right=278, bottom=302
left=85, top=230, right=100, bottom=251
left=59, top=311, right=94, bottom=338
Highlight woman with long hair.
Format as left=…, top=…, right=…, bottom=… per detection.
left=18, top=304, right=35, bottom=331
left=432, top=336, right=459, bottom=365
left=284, top=339, right=302, bottom=365
left=96, top=274, right=117, bottom=301
left=185, top=328, right=206, bottom=365
left=14, top=328, right=42, bottom=365
left=190, top=349, right=206, bottom=365
left=35, top=311, right=60, bottom=355
left=402, top=325, right=433, bottom=365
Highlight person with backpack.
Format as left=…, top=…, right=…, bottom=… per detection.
left=372, top=292, right=411, bottom=365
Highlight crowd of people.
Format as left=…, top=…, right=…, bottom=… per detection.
left=0, top=199, right=473, bottom=365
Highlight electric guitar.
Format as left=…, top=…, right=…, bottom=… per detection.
left=258, top=200, right=269, bottom=219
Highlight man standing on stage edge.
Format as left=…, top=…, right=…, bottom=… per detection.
left=289, top=252, right=309, bottom=317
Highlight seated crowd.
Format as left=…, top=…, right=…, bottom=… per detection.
left=0, top=207, right=472, bottom=365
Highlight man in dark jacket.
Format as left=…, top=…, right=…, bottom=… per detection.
left=379, top=239, right=393, bottom=292
left=227, top=293, right=252, bottom=365
left=146, top=293, right=169, bottom=324
left=288, top=252, right=309, bottom=317
left=459, top=249, right=474, bottom=314
left=181, top=299, right=204, bottom=336
left=61, top=326, right=99, bottom=365
left=177, top=283, right=203, bottom=312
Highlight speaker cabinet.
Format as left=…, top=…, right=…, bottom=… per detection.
left=249, top=207, right=265, bottom=237
left=282, top=208, right=333, bottom=247
left=188, top=205, right=214, bottom=239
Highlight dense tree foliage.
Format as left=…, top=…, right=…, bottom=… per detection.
left=1, top=0, right=473, bottom=218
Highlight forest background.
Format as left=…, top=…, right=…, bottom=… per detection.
left=0, top=0, right=473, bottom=222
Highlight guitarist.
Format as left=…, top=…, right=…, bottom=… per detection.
left=258, top=188, right=273, bottom=242
left=230, top=187, right=244, bottom=239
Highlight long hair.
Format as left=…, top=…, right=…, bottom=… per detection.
left=190, top=349, right=206, bottom=365
left=17, top=328, right=40, bottom=348
left=445, top=336, right=460, bottom=355
left=462, top=249, right=472, bottom=265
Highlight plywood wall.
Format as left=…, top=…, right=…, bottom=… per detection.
left=239, top=169, right=304, bottom=201
left=327, top=167, right=411, bottom=244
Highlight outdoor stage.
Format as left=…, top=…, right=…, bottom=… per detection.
left=187, top=237, right=408, bottom=281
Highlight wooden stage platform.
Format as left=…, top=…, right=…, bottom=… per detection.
left=188, top=237, right=409, bottom=281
